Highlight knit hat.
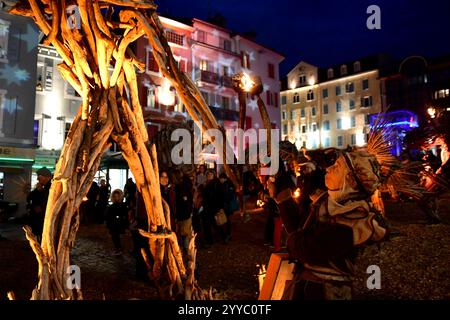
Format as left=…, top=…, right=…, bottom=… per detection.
left=36, top=167, right=52, bottom=177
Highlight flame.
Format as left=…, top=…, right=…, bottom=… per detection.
left=293, top=188, right=301, bottom=198
left=241, top=72, right=255, bottom=92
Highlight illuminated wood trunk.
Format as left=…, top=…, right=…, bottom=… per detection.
left=9, top=0, right=222, bottom=300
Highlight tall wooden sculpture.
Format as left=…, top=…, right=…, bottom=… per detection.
left=9, top=0, right=243, bottom=300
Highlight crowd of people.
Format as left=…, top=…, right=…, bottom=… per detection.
left=25, top=165, right=241, bottom=279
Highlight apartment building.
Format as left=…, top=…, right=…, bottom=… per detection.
left=281, top=56, right=382, bottom=150
left=136, top=17, right=284, bottom=138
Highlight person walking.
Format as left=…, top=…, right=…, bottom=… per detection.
left=219, top=173, right=238, bottom=243
left=175, top=173, right=194, bottom=252
left=105, top=189, right=128, bottom=255
left=160, top=171, right=176, bottom=230
left=97, top=179, right=111, bottom=223
left=195, top=164, right=207, bottom=187
left=202, top=170, right=224, bottom=246
left=27, top=167, right=52, bottom=242
left=124, top=178, right=137, bottom=207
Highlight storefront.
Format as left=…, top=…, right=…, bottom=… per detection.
left=0, top=145, right=35, bottom=218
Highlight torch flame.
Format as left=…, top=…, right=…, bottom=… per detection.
left=241, top=72, right=255, bottom=92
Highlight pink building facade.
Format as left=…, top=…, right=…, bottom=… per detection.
left=136, top=17, right=284, bottom=139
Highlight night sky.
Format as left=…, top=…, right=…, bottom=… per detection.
left=157, top=0, right=450, bottom=77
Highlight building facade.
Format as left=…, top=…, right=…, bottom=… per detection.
left=0, top=10, right=39, bottom=216
left=281, top=58, right=382, bottom=150
left=32, top=15, right=284, bottom=189
left=136, top=17, right=284, bottom=139
left=380, top=54, right=450, bottom=123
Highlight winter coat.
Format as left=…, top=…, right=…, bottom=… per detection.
left=202, top=178, right=224, bottom=218
left=175, top=177, right=194, bottom=221
left=105, top=202, right=128, bottom=233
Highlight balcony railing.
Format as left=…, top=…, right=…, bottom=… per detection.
left=195, top=70, right=219, bottom=85
left=221, top=75, right=233, bottom=88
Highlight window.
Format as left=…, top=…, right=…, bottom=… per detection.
left=312, top=123, right=317, bottom=132
left=283, top=124, right=288, bottom=134
left=33, top=120, right=39, bottom=146
left=147, top=88, right=156, bottom=109
left=222, top=96, right=230, bottom=110
left=166, top=31, right=184, bottom=46
left=274, top=92, right=279, bottom=108
left=323, top=104, right=329, bottom=114
left=365, top=114, right=371, bottom=125
left=337, top=118, right=342, bottom=129
left=44, top=66, right=53, bottom=91
left=36, top=64, right=44, bottom=91
left=301, top=108, right=305, bottom=118
left=299, top=74, right=306, bottom=85
left=282, top=111, right=287, bottom=120
left=324, top=137, right=331, bottom=147
left=220, top=38, right=232, bottom=51
left=322, top=88, right=328, bottom=99
left=336, top=101, right=342, bottom=112
left=307, top=90, right=314, bottom=101
left=266, top=91, right=274, bottom=106
left=311, top=106, right=316, bottom=116
left=302, top=141, right=306, bottom=148
left=66, top=83, right=80, bottom=98
left=147, top=50, right=159, bottom=73
left=351, top=134, right=356, bottom=145
left=290, top=110, right=295, bottom=120
left=345, top=82, right=354, bottom=93
left=293, top=93, right=300, bottom=103
left=434, top=89, right=450, bottom=99
left=0, top=19, right=10, bottom=62
left=241, top=51, right=250, bottom=69
left=349, top=99, right=355, bottom=110
left=268, top=63, right=275, bottom=79
left=222, top=65, right=229, bottom=76
left=291, top=123, right=295, bottom=132
left=362, top=79, right=369, bottom=90
left=301, top=125, right=306, bottom=133
left=199, top=59, right=209, bottom=71
left=361, top=96, right=373, bottom=108
left=323, top=120, right=330, bottom=131
left=336, top=85, right=341, bottom=96
left=327, top=68, right=334, bottom=79
left=340, top=64, right=347, bottom=75
left=176, top=59, right=186, bottom=72
left=337, top=136, right=343, bottom=147
left=281, top=95, right=287, bottom=105
left=201, top=91, right=209, bottom=105
left=64, top=122, right=71, bottom=141
left=354, top=61, right=361, bottom=72
left=197, top=30, right=206, bottom=43
left=351, top=116, right=356, bottom=128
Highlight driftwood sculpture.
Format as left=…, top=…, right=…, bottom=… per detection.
left=8, top=0, right=250, bottom=300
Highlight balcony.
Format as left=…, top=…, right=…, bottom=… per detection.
left=221, top=75, right=233, bottom=88
left=195, top=70, right=219, bottom=85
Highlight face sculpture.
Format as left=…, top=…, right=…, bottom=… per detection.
left=325, top=154, right=358, bottom=202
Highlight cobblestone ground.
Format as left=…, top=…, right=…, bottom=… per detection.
left=1, top=194, right=450, bottom=300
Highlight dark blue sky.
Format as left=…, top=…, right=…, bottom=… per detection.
left=157, top=0, right=450, bottom=77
